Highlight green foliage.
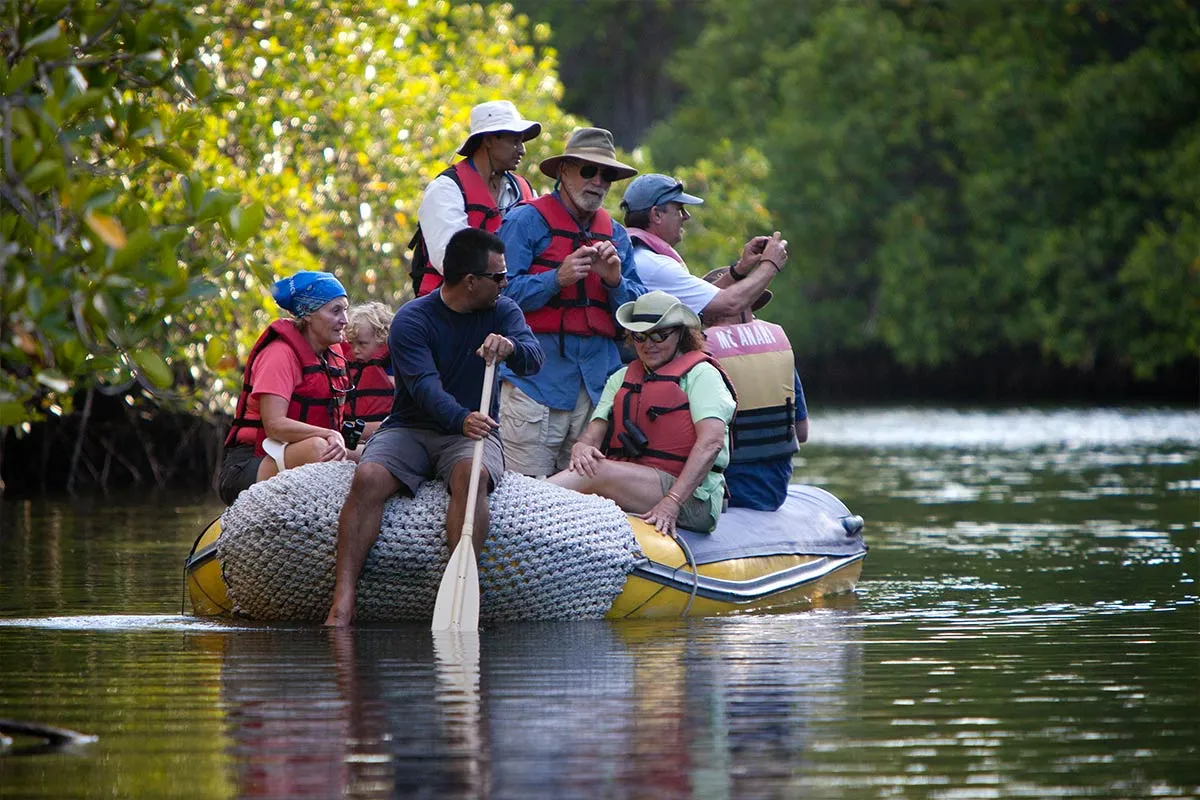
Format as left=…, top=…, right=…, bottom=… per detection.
left=0, top=0, right=263, bottom=427
left=192, top=0, right=583, bottom=413
left=663, top=141, right=775, bottom=281
left=3, top=0, right=588, bottom=425
left=509, top=0, right=704, bottom=147
left=650, top=0, right=1200, bottom=373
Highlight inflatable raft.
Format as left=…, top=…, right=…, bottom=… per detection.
left=185, top=462, right=866, bottom=621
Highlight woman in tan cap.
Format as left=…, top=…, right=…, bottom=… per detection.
left=547, top=290, right=736, bottom=535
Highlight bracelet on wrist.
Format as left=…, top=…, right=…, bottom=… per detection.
left=664, top=490, right=685, bottom=506
left=762, top=259, right=781, bottom=273
left=728, top=262, right=746, bottom=281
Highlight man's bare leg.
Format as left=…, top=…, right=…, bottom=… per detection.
left=324, top=463, right=401, bottom=627
left=446, top=460, right=491, bottom=555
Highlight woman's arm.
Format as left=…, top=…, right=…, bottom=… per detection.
left=259, top=394, right=347, bottom=461
left=641, top=417, right=725, bottom=534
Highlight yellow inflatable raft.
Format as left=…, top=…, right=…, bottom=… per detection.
left=185, top=477, right=866, bottom=621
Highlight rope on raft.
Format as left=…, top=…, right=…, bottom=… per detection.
left=218, top=461, right=641, bottom=622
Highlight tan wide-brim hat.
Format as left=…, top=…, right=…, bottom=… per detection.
left=615, top=290, right=702, bottom=333
left=458, top=100, right=542, bottom=156
left=702, top=266, right=773, bottom=311
left=539, top=127, right=638, bottom=181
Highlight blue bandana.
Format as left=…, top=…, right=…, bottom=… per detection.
left=272, top=271, right=347, bottom=317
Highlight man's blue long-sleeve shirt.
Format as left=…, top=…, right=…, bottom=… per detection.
left=382, top=292, right=543, bottom=434
left=497, top=192, right=646, bottom=411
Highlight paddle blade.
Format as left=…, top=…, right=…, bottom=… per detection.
left=431, top=536, right=480, bottom=632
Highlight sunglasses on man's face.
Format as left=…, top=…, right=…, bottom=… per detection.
left=576, top=163, right=622, bottom=183
left=472, top=270, right=508, bottom=283
left=629, top=328, right=679, bottom=344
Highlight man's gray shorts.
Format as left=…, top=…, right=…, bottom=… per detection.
left=361, top=426, right=505, bottom=496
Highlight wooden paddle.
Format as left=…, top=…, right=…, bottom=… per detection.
left=431, top=358, right=496, bottom=632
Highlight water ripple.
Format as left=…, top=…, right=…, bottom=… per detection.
left=814, top=408, right=1200, bottom=449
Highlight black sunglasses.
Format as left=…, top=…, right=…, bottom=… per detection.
left=577, top=163, right=621, bottom=183
left=471, top=270, right=508, bottom=283
left=629, top=328, right=679, bottom=344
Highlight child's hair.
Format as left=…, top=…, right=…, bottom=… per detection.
left=346, top=301, right=394, bottom=343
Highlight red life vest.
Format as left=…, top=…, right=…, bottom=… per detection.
left=522, top=194, right=618, bottom=339
left=224, top=319, right=351, bottom=456
left=704, top=320, right=800, bottom=463
left=412, top=161, right=535, bottom=296
left=605, top=350, right=737, bottom=477
left=342, top=343, right=393, bottom=423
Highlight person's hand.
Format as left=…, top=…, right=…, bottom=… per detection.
left=737, top=235, right=770, bottom=272
left=641, top=492, right=683, bottom=536
left=557, top=245, right=597, bottom=287
left=477, top=334, right=513, bottom=364
left=567, top=441, right=605, bottom=476
left=462, top=410, right=497, bottom=441
left=592, top=240, right=621, bottom=287
left=318, top=429, right=349, bottom=462
left=760, top=231, right=788, bottom=272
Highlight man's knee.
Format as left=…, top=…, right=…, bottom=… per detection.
left=449, top=460, right=490, bottom=494
left=348, top=462, right=399, bottom=505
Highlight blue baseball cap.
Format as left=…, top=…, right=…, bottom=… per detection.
left=620, top=173, right=704, bottom=213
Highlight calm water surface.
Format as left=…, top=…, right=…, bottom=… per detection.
left=1, top=407, right=1197, bottom=799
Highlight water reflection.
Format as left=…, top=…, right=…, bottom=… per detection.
left=193, top=616, right=864, bottom=800
left=2, top=407, right=1197, bottom=799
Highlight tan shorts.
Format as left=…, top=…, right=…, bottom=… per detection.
left=499, top=381, right=593, bottom=478
left=655, top=469, right=717, bottom=532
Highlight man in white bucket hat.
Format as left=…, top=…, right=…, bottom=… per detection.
left=410, top=100, right=542, bottom=296
left=495, top=127, right=648, bottom=478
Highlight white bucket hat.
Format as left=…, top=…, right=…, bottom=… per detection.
left=458, top=100, right=542, bottom=156
left=615, top=290, right=702, bottom=333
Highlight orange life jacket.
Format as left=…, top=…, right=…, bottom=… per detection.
left=606, top=350, right=737, bottom=477
left=704, top=320, right=800, bottom=463
left=411, top=161, right=535, bottom=296
left=224, top=319, right=350, bottom=456
left=522, top=194, right=618, bottom=339
left=344, top=343, right=393, bottom=423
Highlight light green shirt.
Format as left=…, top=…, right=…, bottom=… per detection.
left=593, top=360, right=736, bottom=525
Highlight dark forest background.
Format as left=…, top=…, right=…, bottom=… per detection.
left=2, top=0, right=1196, bottom=494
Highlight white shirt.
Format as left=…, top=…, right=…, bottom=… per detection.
left=630, top=246, right=719, bottom=314
left=416, top=169, right=525, bottom=272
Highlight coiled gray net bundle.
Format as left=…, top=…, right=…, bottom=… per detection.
left=218, top=461, right=640, bottom=622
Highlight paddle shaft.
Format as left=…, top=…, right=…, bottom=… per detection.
left=433, top=358, right=496, bottom=630
left=457, top=359, right=496, bottom=551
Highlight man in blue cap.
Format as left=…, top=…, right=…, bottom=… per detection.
left=620, top=173, right=788, bottom=321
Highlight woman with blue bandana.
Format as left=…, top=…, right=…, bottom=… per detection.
left=218, top=271, right=358, bottom=504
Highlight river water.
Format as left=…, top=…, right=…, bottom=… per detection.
left=1, top=408, right=1196, bottom=799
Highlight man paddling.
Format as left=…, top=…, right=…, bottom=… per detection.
left=325, top=228, right=543, bottom=627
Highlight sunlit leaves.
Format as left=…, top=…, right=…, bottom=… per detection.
left=1, top=0, right=263, bottom=425
left=193, top=0, right=583, bottom=413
